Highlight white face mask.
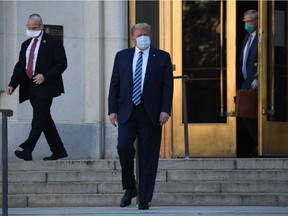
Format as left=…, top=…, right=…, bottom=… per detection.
left=136, top=35, right=150, bottom=50
left=26, top=29, right=42, bottom=38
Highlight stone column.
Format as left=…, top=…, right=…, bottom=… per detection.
left=103, top=1, right=128, bottom=158
left=83, top=1, right=128, bottom=158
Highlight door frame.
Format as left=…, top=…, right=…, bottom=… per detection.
left=258, top=0, right=288, bottom=156
left=169, top=1, right=237, bottom=157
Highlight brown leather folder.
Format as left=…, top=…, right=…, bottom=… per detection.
left=235, top=90, right=258, bottom=119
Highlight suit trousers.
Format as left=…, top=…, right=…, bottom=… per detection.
left=117, top=103, right=162, bottom=202
left=242, top=118, right=258, bottom=147
left=19, top=95, right=65, bottom=154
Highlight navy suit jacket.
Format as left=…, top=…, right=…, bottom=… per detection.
left=108, top=47, right=173, bottom=126
left=9, top=32, right=67, bottom=103
left=239, top=32, right=258, bottom=90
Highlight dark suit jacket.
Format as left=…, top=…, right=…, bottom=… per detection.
left=9, top=32, right=67, bottom=103
left=238, top=32, right=258, bottom=90
left=108, top=47, right=173, bottom=126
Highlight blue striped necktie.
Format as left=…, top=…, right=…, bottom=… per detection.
left=132, top=52, right=143, bottom=105
left=242, top=35, right=253, bottom=80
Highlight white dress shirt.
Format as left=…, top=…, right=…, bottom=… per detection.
left=25, top=31, right=43, bottom=75
left=132, top=46, right=150, bottom=92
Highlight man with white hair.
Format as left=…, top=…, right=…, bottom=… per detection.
left=7, top=14, right=68, bottom=161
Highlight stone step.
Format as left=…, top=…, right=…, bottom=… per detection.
left=7, top=160, right=118, bottom=172
left=2, top=193, right=288, bottom=207
left=4, top=181, right=288, bottom=195
left=2, top=169, right=288, bottom=183
left=1, top=158, right=288, bottom=207
left=5, top=158, right=288, bottom=172
left=158, top=158, right=288, bottom=170
left=167, top=170, right=288, bottom=181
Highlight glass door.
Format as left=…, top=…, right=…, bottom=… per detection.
left=259, top=1, right=288, bottom=156
left=172, top=1, right=237, bottom=157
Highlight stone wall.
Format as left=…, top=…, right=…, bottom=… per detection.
left=0, top=1, right=128, bottom=160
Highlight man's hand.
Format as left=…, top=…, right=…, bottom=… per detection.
left=159, top=112, right=170, bottom=126
left=109, top=113, right=118, bottom=127
left=6, top=86, right=14, bottom=95
left=33, top=74, right=45, bottom=85
left=251, top=79, right=258, bottom=89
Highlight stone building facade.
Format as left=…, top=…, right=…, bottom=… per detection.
left=0, top=1, right=128, bottom=160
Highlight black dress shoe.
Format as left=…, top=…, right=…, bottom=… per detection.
left=120, top=188, right=137, bottom=207
left=138, top=201, right=149, bottom=210
left=15, top=150, right=32, bottom=161
left=43, top=150, right=68, bottom=160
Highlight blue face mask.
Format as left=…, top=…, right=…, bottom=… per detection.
left=136, top=36, right=150, bottom=50
left=245, top=23, right=253, bottom=33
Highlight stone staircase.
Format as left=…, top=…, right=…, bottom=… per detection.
left=1, top=158, right=288, bottom=207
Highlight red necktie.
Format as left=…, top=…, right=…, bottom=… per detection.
left=27, top=38, right=38, bottom=79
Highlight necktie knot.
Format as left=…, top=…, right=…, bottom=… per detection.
left=247, top=35, right=253, bottom=47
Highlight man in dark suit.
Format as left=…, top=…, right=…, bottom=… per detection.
left=108, top=23, right=173, bottom=210
left=6, top=14, right=68, bottom=161
left=238, top=10, right=258, bottom=156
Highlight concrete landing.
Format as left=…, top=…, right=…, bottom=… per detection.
left=4, top=206, right=288, bottom=216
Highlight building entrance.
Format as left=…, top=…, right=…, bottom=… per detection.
left=130, top=0, right=288, bottom=158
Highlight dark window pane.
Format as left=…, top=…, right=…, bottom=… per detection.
left=182, top=1, right=227, bottom=123
left=267, top=1, right=288, bottom=122
left=136, top=1, right=159, bottom=48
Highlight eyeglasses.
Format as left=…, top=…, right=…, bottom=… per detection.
left=133, top=34, right=149, bottom=39
left=26, top=24, right=41, bottom=30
